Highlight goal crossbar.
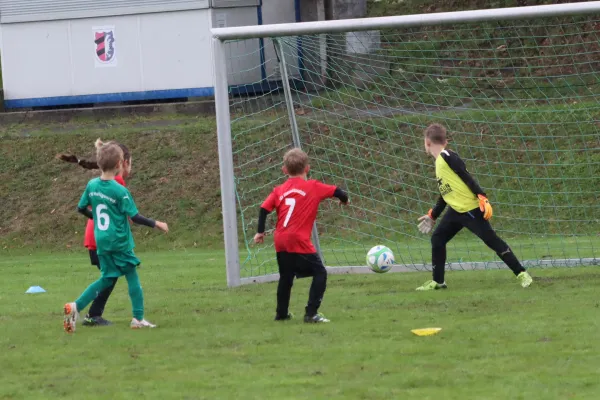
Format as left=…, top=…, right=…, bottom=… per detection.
left=212, top=1, right=600, bottom=40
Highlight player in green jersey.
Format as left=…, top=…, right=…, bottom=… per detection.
left=416, top=124, right=533, bottom=291
left=57, top=138, right=132, bottom=327
left=63, top=141, right=168, bottom=333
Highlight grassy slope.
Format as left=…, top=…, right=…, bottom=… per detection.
left=0, top=116, right=223, bottom=250
left=2, top=250, right=600, bottom=400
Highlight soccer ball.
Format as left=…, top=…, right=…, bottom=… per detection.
left=366, top=245, right=395, bottom=273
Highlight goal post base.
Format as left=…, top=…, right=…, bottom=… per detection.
left=238, top=258, right=600, bottom=285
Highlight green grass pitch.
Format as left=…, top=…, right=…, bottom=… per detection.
left=2, top=250, right=600, bottom=400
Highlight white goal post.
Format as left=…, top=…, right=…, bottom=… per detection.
left=212, top=2, right=600, bottom=287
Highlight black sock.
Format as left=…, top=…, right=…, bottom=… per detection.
left=498, top=248, right=526, bottom=276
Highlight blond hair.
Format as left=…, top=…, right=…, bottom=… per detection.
left=283, top=148, right=309, bottom=176
left=424, top=123, right=448, bottom=145
left=96, top=141, right=124, bottom=172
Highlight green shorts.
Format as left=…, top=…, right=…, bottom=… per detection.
left=98, top=251, right=141, bottom=278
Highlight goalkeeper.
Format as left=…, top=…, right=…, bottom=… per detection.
left=416, top=124, right=533, bottom=291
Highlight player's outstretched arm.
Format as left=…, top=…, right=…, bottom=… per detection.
left=131, top=214, right=169, bottom=233
left=333, top=187, right=349, bottom=205
left=254, top=207, right=271, bottom=244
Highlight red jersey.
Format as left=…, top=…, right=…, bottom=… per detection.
left=84, top=175, right=126, bottom=250
left=261, top=177, right=336, bottom=254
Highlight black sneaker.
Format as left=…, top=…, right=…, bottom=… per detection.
left=82, top=315, right=113, bottom=326
left=274, top=313, right=294, bottom=321
left=303, top=313, right=330, bottom=323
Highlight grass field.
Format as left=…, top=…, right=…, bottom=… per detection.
left=2, top=249, right=600, bottom=400
left=1, top=1, right=599, bottom=399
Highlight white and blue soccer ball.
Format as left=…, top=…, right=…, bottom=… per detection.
left=366, top=245, right=395, bottom=273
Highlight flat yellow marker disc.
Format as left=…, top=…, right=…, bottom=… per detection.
left=411, top=328, right=442, bottom=336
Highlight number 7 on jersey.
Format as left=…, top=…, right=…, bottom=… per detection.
left=283, top=198, right=296, bottom=227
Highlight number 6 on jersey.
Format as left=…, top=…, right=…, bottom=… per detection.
left=96, top=204, right=110, bottom=231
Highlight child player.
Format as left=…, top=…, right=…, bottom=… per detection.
left=254, top=148, right=349, bottom=323
left=416, top=124, right=533, bottom=290
left=58, top=139, right=131, bottom=326
left=63, top=141, right=168, bottom=333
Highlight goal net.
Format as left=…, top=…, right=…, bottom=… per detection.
left=212, top=3, right=600, bottom=286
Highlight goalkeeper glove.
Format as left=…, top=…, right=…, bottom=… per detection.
left=478, top=195, right=493, bottom=221
left=417, top=209, right=436, bottom=234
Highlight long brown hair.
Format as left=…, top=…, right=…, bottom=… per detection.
left=56, top=138, right=130, bottom=170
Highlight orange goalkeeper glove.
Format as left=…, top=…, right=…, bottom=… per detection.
left=478, top=195, right=493, bottom=221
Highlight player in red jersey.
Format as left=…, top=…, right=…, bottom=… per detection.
left=254, top=148, right=348, bottom=323
left=57, top=138, right=133, bottom=326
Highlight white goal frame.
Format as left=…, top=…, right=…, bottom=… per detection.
left=211, top=1, right=600, bottom=287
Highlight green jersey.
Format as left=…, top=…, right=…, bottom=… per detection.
left=78, top=178, right=139, bottom=254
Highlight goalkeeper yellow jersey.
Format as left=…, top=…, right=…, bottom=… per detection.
left=433, top=149, right=484, bottom=216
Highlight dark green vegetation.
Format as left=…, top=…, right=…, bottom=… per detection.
left=2, top=251, right=600, bottom=399
left=367, top=0, right=594, bottom=19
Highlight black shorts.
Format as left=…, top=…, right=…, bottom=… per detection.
left=89, top=249, right=100, bottom=269
left=276, top=252, right=326, bottom=279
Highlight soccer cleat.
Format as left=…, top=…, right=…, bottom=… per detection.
left=63, top=302, right=79, bottom=334
left=416, top=280, right=448, bottom=291
left=517, top=271, right=533, bottom=288
left=130, top=318, right=157, bottom=329
left=274, top=313, right=294, bottom=321
left=304, top=313, right=330, bottom=324
left=82, top=315, right=113, bottom=327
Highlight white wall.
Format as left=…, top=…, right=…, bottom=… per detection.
left=211, top=2, right=299, bottom=87
left=261, top=0, right=299, bottom=80
left=0, top=2, right=299, bottom=106
left=1, top=9, right=213, bottom=103
left=211, top=7, right=262, bottom=86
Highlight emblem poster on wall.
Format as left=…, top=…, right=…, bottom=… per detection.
left=93, top=26, right=117, bottom=68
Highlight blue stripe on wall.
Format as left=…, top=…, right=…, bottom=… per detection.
left=4, top=87, right=215, bottom=109
left=4, top=80, right=307, bottom=109
left=230, top=79, right=305, bottom=97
